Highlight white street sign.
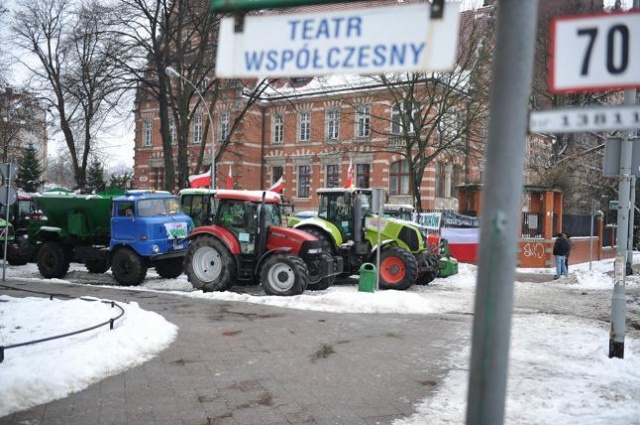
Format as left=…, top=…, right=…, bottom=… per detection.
left=216, top=2, right=461, bottom=78
left=550, top=11, right=640, bottom=93
left=529, top=105, right=640, bottom=133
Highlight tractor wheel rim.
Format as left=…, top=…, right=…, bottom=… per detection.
left=192, top=246, right=222, bottom=283
left=268, top=263, right=295, bottom=292
left=380, top=256, right=406, bottom=284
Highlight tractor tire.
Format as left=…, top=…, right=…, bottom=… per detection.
left=378, top=246, right=418, bottom=290
left=260, top=253, right=308, bottom=296
left=307, top=251, right=335, bottom=291
left=416, top=270, right=437, bottom=285
left=85, top=258, right=110, bottom=274
left=302, top=227, right=352, bottom=277
left=111, top=248, right=147, bottom=286
left=155, top=257, right=184, bottom=279
left=7, top=238, right=32, bottom=266
left=185, top=235, right=236, bottom=292
left=302, top=227, right=337, bottom=255
left=37, top=241, right=70, bottom=279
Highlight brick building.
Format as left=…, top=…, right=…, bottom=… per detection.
left=133, top=71, right=486, bottom=212
left=132, top=1, right=491, bottom=211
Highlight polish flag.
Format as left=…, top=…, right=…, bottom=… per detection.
left=188, top=167, right=212, bottom=188
left=226, top=165, right=233, bottom=189
left=344, top=159, right=354, bottom=189
left=269, top=176, right=284, bottom=193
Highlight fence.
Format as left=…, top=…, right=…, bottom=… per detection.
left=521, top=212, right=544, bottom=238
left=561, top=214, right=594, bottom=237
left=0, top=284, right=125, bottom=363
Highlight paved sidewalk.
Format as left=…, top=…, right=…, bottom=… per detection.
left=0, top=280, right=469, bottom=425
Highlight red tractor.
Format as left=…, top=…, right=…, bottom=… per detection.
left=182, top=189, right=342, bottom=296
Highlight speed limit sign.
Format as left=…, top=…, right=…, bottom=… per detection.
left=550, top=11, right=640, bottom=93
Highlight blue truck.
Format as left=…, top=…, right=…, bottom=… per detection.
left=30, top=189, right=193, bottom=285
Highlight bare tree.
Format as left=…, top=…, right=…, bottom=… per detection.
left=113, top=0, right=271, bottom=189
left=318, top=8, right=494, bottom=212
left=110, top=0, right=195, bottom=190
left=0, top=88, right=42, bottom=163
left=528, top=0, right=620, bottom=212
left=12, top=0, right=128, bottom=189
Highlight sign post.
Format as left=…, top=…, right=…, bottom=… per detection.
left=547, top=6, right=640, bottom=359
left=550, top=11, right=640, bottom=93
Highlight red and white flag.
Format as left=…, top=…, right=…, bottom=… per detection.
left=269, top=176, right=284, bottom=193
left=344, top=159, right=354, bottom=189
left=188, top=167, right=212, bottom=188
left=226, top=165, right=233, bottom=189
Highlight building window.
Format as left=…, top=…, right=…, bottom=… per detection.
left=169, top=119, right=177, bottom=145
left=391, top=102, right=418, bottom=134
left=153, top=168, right=163, bottom=190
left=355, top=105, right=370, bottom=138
left=437, top=107, right=461, bottom=139
left=326, top=109, right=339, bottom=140
left=272, top=166, right=283, bottom=183
left=297, top=165, right=310, bottom=198
left=452, top=164, right=463, bottom=198
left=435, top=162, right=446, bottom=198
left=193, top=114, right=202, bottom=144
left=218, top=111, right=230, bottom=141
left=143, top=120, right=153, bottom=147
left=273, top=115, right=284, bottom=144
left=326, top=164, right=339, bottom=188
left=389, top=160, right=409, bottom=196
left=298, top=111, right=310, bottom=142
left=356, top=164, right=370, bottom=188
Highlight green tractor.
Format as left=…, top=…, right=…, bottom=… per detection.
left=288, top=188, right=440, bottom=290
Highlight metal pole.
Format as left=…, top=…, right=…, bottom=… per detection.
left=2, top=164, right=11, bottom=282
left=590, top=198, right=595, bottom=271
left=465, top=1, right=538, bottom=424
left=610, top=0, right=638, bottom=358
left=165, top=67, right=216, bottom=189
left=627, top=175, right=635, bottom=272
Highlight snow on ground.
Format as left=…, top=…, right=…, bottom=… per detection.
left=1, top=257, right=639, bottom=423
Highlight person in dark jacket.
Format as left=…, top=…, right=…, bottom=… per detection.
left=563, top=232, right=571, bottom=273
left=553, top=233, right=570, bottom=279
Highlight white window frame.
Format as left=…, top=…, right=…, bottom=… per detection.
left=325, top=109, right=340, bottom=140
left=355, top=105, right=370, bottom=138
left=391, top=102, right=418, bottom=134
left=298, top=111, right=310, bottom=142
left=273, top=115, right=284, bottom=144
left=143, top=120, right=153, bottom=147
left=218, top=110, right=230, bottom=141
left=169, top=119, right=177, bottom=145
left=437, top=107, right=461, bottom=139
left=192, top=114, right=202, bottom=144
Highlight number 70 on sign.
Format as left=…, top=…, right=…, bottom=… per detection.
left=550, top=11, right=640, bottom=93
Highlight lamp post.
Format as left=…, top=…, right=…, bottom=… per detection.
left=165, top=66, right=216, bottom=189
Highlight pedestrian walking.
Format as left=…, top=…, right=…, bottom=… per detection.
left=563, top=232, right=571, bottom=273
left=553, top=232, right=570, bottom=279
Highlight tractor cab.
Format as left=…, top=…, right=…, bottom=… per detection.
left=214, top=193, right=282, bottom=254
left=317, top=188, right=372, bottom=240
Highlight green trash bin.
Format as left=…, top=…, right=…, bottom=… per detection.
left=358, top=263, right=376, bottom=293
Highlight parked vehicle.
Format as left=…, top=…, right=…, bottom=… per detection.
left=180, top=189, right=343, bottom=295
left=382, top=203, right=459, bottom=278
left=0, top=192, right=44, bottom=265
left=29, top=189, right=193, bottom=285
left=287, top=188, right=440, bottom=290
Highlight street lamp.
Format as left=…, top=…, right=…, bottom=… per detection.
left=165, top=66, right=216, bottom=189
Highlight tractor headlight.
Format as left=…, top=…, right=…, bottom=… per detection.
left=307, top=247, right=322, bottom=254
left=152, top=244, right=160, bottom=253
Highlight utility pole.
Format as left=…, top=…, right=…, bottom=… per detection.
left=465, top=1, right=538, bottom=424
left=610, top=0, right=639, bottom=358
